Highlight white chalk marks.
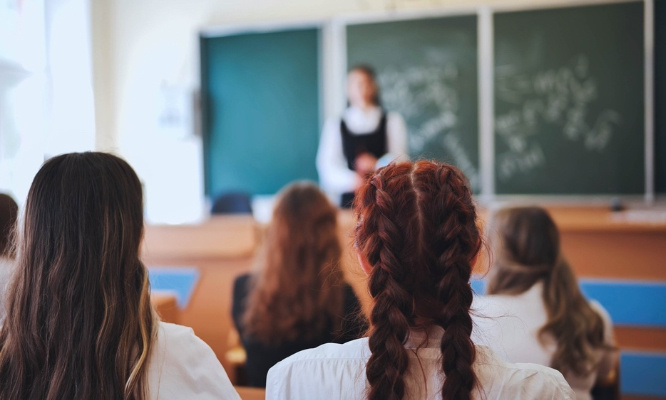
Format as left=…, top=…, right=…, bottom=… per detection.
left=495, top=55, right=621, bottom=180
left=378, top=62, right=480, bottom=190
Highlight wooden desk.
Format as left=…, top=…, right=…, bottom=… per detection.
left=150, top=292, right=179, bottom=324
left=143, top=216, right=257, bottom=261
left=235, top=386, right=265, bottom=400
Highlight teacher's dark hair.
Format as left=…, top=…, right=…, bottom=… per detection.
left=0, top=152, right=156, bottom=400
left=355, top=160, right=481, bottom=400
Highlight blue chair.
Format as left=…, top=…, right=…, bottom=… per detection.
left=211, top=192, right=252, bottom=215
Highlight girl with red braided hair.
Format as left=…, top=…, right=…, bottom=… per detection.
left=266, top=160, right=574, bottom=400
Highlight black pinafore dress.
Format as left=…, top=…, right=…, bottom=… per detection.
left=339, top=112, right=388, bottom=208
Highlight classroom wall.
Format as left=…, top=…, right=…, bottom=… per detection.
left=90, top=0, right=543, bottom=222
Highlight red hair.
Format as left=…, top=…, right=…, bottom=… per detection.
left=354, top=160, right=480, bottom=400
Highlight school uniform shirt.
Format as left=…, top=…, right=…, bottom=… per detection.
left=148, top=322, right=241, bottom=400
left=316, top=105, right=408, bottom=202
left=266, top=326, right=575, bottom=400
left=471, top=281, right=616, bottom=400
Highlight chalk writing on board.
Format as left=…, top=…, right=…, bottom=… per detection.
left=378, top=63, right=480, bottom=190
left=495, top=55, right=621, bottom=180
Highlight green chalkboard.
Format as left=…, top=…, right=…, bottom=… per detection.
left=200, top=28, right=320, bottom=196
left=656, top=0, right=666, bottom=194
left=347, top=16, right=480, bottom=191
left=494, top=2, right=645, bottom=195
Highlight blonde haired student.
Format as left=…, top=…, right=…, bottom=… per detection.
left=473, top=206, right=617, bottom=400
left=267, top=161, right=574, bottom=400
left=0, top=152, right=240, bottom=400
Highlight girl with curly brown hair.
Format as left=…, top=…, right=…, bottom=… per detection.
left=232, top=182, right=367, bottom=387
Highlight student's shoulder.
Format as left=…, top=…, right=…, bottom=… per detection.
left=472, top=293, right=516, bottom=319
left=156, top=322, right=229, bottom=367
left=156, top=322, right=209, bottom=354
left=267, top=338, right=369, bottom=398
left=271, top=337, right=369, bottom=370
left=475, top=346, right=575, bottom=399
left=150, top=322, right=241, bottom=399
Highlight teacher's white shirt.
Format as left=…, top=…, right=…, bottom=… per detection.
left=472, top=282, right=616, bottom=400
left=266, top=327, right=574, bottom=400
left=316, top=105, right=408, bottom=201
left=148, top=322, right=240, bottom=400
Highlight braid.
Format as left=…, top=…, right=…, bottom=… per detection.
left=357, top=166, right=416, bottom=400
left=355, top=161, right=480, bottom=400
left=414, top=165, right=479, bottom=400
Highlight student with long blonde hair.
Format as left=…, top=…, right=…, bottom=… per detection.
left=232, top=182, right=366, bottom=387
left=473, top=206, right=616, bottom=400
left=267, top=161, right=574, bottom=400
left=0, top=152, right=240, bottom=400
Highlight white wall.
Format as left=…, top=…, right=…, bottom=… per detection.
left=1, top=0, right=95, bottom=205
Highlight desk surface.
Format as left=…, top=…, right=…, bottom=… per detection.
left=150, top=292, right=179, bottom=324
left=143, top=215, right=257, bottom=261
left=533, top=207, right=666, bottom=232
left=235, top=386, right=265, bottom=400
left=142, top=208, right=666, bottom=258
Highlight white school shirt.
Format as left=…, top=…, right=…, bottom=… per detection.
left=316, top=105, right=408, bottom=202
left=266, top=327, right=574, bottom=400
left=148, top=322, right=241, bottom=400
left=472, top=282, right=616, bottom=400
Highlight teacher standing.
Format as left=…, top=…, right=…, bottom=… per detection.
left=317, top=65, right=408, bottom=207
